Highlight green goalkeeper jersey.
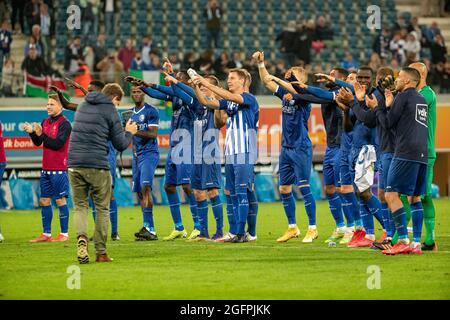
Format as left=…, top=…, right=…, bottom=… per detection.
left=419, top=85, right=437, bottom=159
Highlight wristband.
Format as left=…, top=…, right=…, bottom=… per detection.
left=258, top=62, right=265, bottom=68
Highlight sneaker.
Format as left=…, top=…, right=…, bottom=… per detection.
left=52, top=234, right=69, bottom=242
left=244, top=232, right=257, bottom=242
left=188, top=235, right=211, bottom=242
left=30, top=233, right=53, bottom=243
left=231, top=234, right=247, bottom=243
left=339, top=229, right=354, bottom=244
left=211, top=231, right=223, bottom=241
left=348, top=236, right=374, bottom=248
left=421, top=242, right=438, bottom=252
left=276, top=226, right=300, bottom=243
left=215, top=232, right=236, bottom=243
left=410, top=243, right=422, bottom=255
left=163, top=229, right=188, bottom=241
left=134, top=227, right=158, bottom=241
left=347, top=229, right=366, bottom=247
left=77, top=237, right=89, bottom=264
left=96, top=253, right=113, bottom=262
left=111, top=233, right=120, bottom=241
left=382, top=242, right=412, bottom=255
left=324, top=228, right=345, bottom=243
left=371, top=239, right=393, bottom=251
left=187, top=229, right=201, bottom=240
left=302, top=228, right=318, bottom=243
left=377, top=231, right=387, bottom=243
left=0, top=233, right=3, bottom=242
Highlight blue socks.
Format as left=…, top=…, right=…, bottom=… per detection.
left=210, top=195, right=223, bottom=234
left=197, top=199, right=209, bottom=237
left=187, top=193, right=201, bottom=230
left=365, top=195, right=384, bottom=229
left=230, top=194, right=239, bottom=234
left=41, top=205, right=53, bottom=234
left=411, top=201, right=424, bottom=243
left=236, top=192, right=249, bottom=236
left=326, top=192, right=345, bottom=228
left=381, top=202, right=395, bottom=237
left=226, top=194, right=237, bottom=235
left=300, top=186, right=316, bottom=226
left=143, top=207, right=155, bottom=233
left=281, top=192, right=296, bottom=225
left=246, top=190, right=258, bottom=237
left=58, top=204, right=69, bottom=234
left=360, top=200, right=374, bottom=235
left=340, top=192, right=355, bottom=228
left=168, top=192, right=184, bottom=231
left=109, top=199, right=118, bottom=235
left=392, top=207, right=408, bottom=240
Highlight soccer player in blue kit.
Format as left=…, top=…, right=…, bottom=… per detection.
left=365, top=67, right=428, bottom=255
left=164, top=72, right=224, bottom=241
left=127, top=86, right=160, bottom=241
left=253, top=51, right=318, bottom=243
left=192, top=68, right=259, bottom=243
left=126, top=69, right=201, bottom=241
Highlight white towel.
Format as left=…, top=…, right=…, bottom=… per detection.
left=354, top=145, right=377, bottom=193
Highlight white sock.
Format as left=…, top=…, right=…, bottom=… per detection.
left=411, top=241, right=421, bottom=247
left=308, top=225, right=317, bottom=230
left=289, top=224, right=297, bottom=229
left=61, top=233, right=69, bottom=237
left=43, top=233, right=51, bottom=237
left=399, top=238, right=410, bottom=245
left=347, top=226, right=355, bottom=232
left=366, top=234, right=376, bottom=240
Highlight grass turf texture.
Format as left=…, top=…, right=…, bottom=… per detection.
left=1, top=199, right=449, bottom=300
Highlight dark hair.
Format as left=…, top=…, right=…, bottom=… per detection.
left=89, top=80, right=105, bottom=89
left=401, top=67, right=421, bottom=85
left=376, top=67, right=394, bottom=79
left=332, top=67, right=349, bottom=79
left=358, top=66, right=374, bottom=75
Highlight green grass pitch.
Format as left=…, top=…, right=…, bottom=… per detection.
left=1, top=199, right=449, bottom=300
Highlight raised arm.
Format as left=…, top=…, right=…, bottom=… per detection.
left=141, top=87, right=172, bottom=101
left=192, top=82, right=221, bottom=109
left=194, top=75, right=244, bottom=105
left=253, top=51, right=278, bottom=93
left=50, top=85, right=78, bottom=111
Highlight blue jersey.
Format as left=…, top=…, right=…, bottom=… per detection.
left=130, top=103, right=159, bottom=156
left=219, top=92, right=259, bottom=156
left=274, top=86, right=311, bottom=148
left=107, top=141, right=117, bottom=169
left=193, top=103, right=220, bottom=164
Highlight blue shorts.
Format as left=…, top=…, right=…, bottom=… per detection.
left=132, top=153, right=159, bottom=193
left=279, top=146, right=312, bottom=186
left=386, top=158, right=427, bottom=196
left=224, top=156, right=254, bottom=193
left=323, top=146, right=341, bottom=187
left=40, top=170, right=69, bottom=199
left=191, top=163, right=221, bottom=190
left=339, top=149, right=352, bottom=185
left=378, top=152, right=393, bottom=190
left=164, top=151, right=192, bottom=186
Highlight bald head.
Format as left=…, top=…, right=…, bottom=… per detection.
left=409, top=62, right=428, bottom=88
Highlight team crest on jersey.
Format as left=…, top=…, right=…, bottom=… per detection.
left=139, top=114, right=145, bottom=122
left=415, top=104, right=428, bottom=127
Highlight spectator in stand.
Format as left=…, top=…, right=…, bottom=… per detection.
left=389, top=57, right=400, bottom=77
left=368, top=52, right=382, bottom=72
left=390, top=31, right=406, bottom=65
left=81, top=0, right=96, bottom=46
left=373, top=27, right=391, bottom=61
left=405, top=31, right=421, bottom=62
left=274, top=60, right=287, bottom=79
left=90, top=0, right=100, bottom=35
left=40, top=4, right=51, bottom=65
left=232, top=52, right=243, bottom=69
left=392, top=15, right=410, bottom=34
left=341, top=51, right=359, bottom=71
left=103, top=0, right=117, bottom=36
left=0, top=21, right=12, bottom=74
left=148, top=51, right=161, bottom=71
left=194, top=49, right=214, bottom=74
left=295, top=21, right=314, bottom=65
left=430, top=34, right=447, bottom=65
left=421, top=0, right=442, bottom=17
left=0, top=0, right=7, bottom=25
left=96, top=51, right=124, bottom=83
left=64, top=36, right=83, bottom=74
left=93, top=33, right=107, bottom=72
left=130, top=51, right=144, bottom=70
left=439, top=61, right=450, bottom=93
left=118, top=38, right=135, bottom=73
left=276, top=20, right=298, bottom=67
left=140, top=35, right=155, bottom=66
left=213, top=52, right=236, bottom=81
left=25, top=0, right=41, bottom=35
left=24, top=35, right=42, bottom=57
left=11, top=0, right=26, bottom=34
left=181, top=52, right=195, bottom=70
left=204, top=0, right=222, bottom=49
left=73, top=59, right=93, bottom=97
left=22, top=44, right=49, bottom=75
left=408, top=17, right=422, bottom=42
left=168, top=52, right=180, bottom=72
left=83, top=46, right=95, bottom=72
left=315, top=15, right=336, bottom=50
left=1, top=58, right=17, bottom=97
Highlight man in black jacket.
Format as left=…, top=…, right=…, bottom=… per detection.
left=68, top=83, right=137, bottom=264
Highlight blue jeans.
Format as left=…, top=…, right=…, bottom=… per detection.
left=105, top=12, right=115, bottom=35
left=207, top=29, right=220, bottom=48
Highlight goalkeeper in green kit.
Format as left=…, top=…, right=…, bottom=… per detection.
left=409, top=62, right=438, bottom=251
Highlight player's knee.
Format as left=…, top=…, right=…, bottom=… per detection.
left=194, top=190, right=206, bottom=201
left=340, top=185, right=353, bottom=193
left=207, top=188, right=219, bottom=198
left=378, top=189, right=386, bottom=203
left=325, top=185, right=335, bottom=194
left=224, top=189, right=230, bottom=196
left=360, top=190, right=371, bottom=202
left=279, top=185, right=292, bottom=194
left=40, top=198, right=51, bottom=206
left=181, top=184, right=192, bottom=195
left=164, top=184, right=176, bottom=194
left=55, top=198, right=66, bottom=206
left=410, top=196, right=421, bottom=204
left=385, top=192, right=396, bottom=204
